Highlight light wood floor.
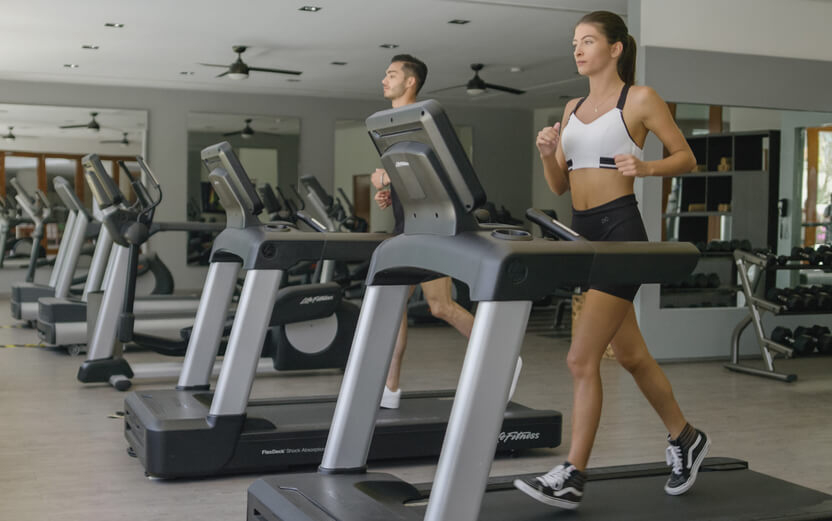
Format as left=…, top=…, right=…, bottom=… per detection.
left=0, top=301, right=830, bottom=520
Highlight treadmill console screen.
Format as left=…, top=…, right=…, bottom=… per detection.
left=200, top=142, right=264, bottom=217
left=81, top=154, right=123, bottom=208
left=300, top=175, right=333, bottom=208
left=365, top=99, right=486, bottom=235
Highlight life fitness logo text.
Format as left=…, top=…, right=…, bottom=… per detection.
left=300, top=295, right=335, bottom=305
left=498, top=431, right=541, bottom=442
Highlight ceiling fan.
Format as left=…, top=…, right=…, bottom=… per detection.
left=60, top=112, right=101, bottom=132
left=100, top=132, right=130, bottom=146
left=2, top=126, right=16, bottom=141
left=200, top=45, right=302, bottom=80
left=222, top=119, right=281, bottom=139
left=430, top=63, right=526, bottom=96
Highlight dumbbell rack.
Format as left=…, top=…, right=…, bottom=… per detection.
left=726, top=249, right=830, bottom=382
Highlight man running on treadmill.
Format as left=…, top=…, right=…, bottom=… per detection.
left=371, top=55, right=522, bottom=409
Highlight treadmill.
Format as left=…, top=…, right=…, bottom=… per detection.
left=247, top=100, right=832, bottom=521
left=121, top=141, right=562, bottom=479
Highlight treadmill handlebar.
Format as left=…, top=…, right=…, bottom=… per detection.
left=525, top=208, right=585, bottom=241
left=295, top=211, right=327, bottom=233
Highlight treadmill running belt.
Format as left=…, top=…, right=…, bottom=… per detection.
left=247, top=458, right=832, bottom=521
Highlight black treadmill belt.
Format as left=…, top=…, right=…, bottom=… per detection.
left=248, top=458, right=832, bottom=521
left=467, top=469, right=832, bottom=521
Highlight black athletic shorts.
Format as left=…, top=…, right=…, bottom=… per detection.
left=571, top=193, right=648, bottom=301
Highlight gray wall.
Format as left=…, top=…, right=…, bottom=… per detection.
left=0, top=78, right=532, bottom=292
left=634, top=46, right=832, bottom=359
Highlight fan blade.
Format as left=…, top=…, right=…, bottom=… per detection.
left=248, top=66, right=302, bottom=76
left=222, top=130, right=243, bottom=137
left=59, top=124, right=88, bottom=129
left=426, top=83, right=467, bottom=95
left=100, top=140, right=123, bottom=144
left=484, top=82, right=525, bottom=95
left=216, top=71, right=229, bottom=78
left=198, top=63, right=229, bottom=68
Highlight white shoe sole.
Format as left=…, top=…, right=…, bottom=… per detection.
left=513, top=479, right=580, bottom=510
left=665, top=437, right=711, bottom=496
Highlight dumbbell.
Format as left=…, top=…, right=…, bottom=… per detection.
left=751, top=251, right=778, bottom=268
left=770, top=326, right=795, bottom=349
left=814, top=245, right=832, bottom=266
left=791, top=246, right=822, bottom=265
left=706, top=273, right=721, bottom=288
left=771, top=326, right=816, bottom=356
left=766, top=288, right=807, bottom=311
left=796, top=286, right=832, bottom=311
left=793, top=325, right=832, bottom=355
left=730, top=239, right=752, bottom=252
left=770, top=326, right=811, bottom=356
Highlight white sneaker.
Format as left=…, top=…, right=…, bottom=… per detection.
left=508, top=356, right=523, bottom=404
left=380, top=386, right=401, bottom=409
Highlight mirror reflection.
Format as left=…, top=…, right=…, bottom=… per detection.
left=660, top=103, right=832, bottom=309
left=186, top=113, right=300, bottom=264
left=0, top=104, right=146, bottom=260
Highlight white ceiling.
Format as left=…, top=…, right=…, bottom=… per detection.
left=0, top=0, right=628, bottom=110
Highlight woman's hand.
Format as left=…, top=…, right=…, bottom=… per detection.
left=615, top=154, right=652, bottom=177
left=536, top=123, right=561, bottom=157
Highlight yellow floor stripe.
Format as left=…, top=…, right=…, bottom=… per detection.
left=0, top=344, right=47, bottom=348
left=0, top=324, right=28, bottom=329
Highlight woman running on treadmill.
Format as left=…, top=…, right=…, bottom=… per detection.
left=371, top=54, right=523, bottom=409
left=513, top=11, right=710, bottom=511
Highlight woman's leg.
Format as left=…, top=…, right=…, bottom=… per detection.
left=608, top=306, right=687, bottom=438
left=566, top=289, right=633, bottom=470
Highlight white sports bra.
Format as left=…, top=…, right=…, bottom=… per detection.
left=561, top=84, right=643, bottom=172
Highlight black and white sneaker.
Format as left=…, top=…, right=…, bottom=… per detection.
left=513, top=462, right=585, bottom=510
left=665, top=426, right=710, bottom=495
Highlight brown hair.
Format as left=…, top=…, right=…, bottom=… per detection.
left=578, top=11, right=636, bottom=86
left=391, top=54, right=428, bottom=94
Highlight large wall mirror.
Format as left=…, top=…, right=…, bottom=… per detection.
left=0, top=104, right=146, bottom=255
left=334, top=119, right=473, bottom=233
left=659, top=102, right=832, bottom=308
left=186, top=113, right=300, bottom=264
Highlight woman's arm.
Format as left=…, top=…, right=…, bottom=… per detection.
left=615, top=86, right=696, bottom=178
left=538, top=98, right=578, bottom=194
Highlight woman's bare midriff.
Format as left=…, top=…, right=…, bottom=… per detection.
left=568, top=168, right=635, bottom=210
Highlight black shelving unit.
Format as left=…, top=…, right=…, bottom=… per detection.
left=661, top=130, right=780, bottom=309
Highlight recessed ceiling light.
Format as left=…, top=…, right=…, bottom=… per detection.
left=509, top=66, right=523, bottom=73
left=448, top=19, right=470, bottom=24
left=287, top=78, right=301, bottom=82
left=63, top=64, right=80, bottom=68
left=330, top=61, right=348, bottom=66
left=299, top=6, right=322, bottom=12
left=81, top=45, right=99, bottom=50
left=380, top=43, right=399, bottom=49
left=180, top=71, right=195, bottom=75
left=104, top=23, right=124, bottom=28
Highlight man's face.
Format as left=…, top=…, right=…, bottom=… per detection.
left=382, top=61, right=411, bottom=100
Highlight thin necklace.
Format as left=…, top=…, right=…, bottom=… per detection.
left=588, top=88, right=619, bottom=113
